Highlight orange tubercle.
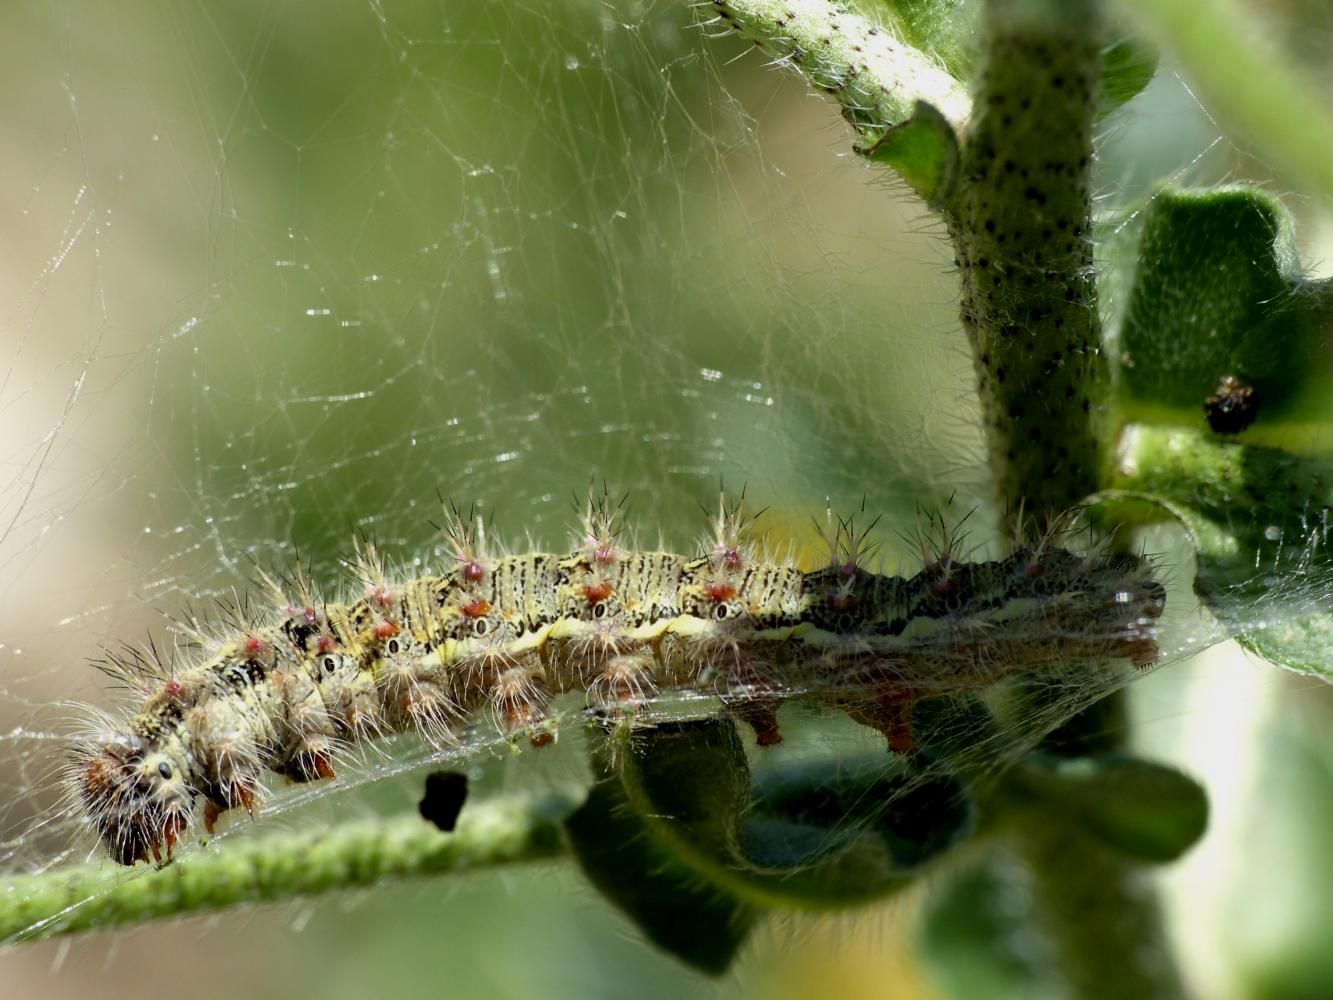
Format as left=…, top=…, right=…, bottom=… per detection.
left=311, top=750, right=336, bottom=780
left=583, top=580, right=613, bottom=604
left=704, top=581, right=736, bottom=603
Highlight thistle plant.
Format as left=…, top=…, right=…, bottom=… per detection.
left=3, top=3, right=1331, bottom=998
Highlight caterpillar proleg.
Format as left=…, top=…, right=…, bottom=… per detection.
left=70, top=492, right=1164, bottom=866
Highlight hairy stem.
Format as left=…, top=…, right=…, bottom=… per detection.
left=945, top=0, right=1107, bottom=525
left=701, top=0, right=971, bottom=137
left=0, top=791, right=579, bottom=946
left=947, top=2, right=1181, bottom=997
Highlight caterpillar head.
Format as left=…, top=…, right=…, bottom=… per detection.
left=73, top=735, right=194, bottom=866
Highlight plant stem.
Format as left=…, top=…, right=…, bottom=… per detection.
left=942, top=2, right=1183, bottom=997
left=702, top=0, right=971, bottom=138
left=0, top=791, right=579, bottom=946
left=1019, top=821, right=1184, bottom=1000
left=944, top=0, right=1107, bottom=526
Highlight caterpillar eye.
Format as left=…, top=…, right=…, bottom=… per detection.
left=158, top=762, right=174, bottom=780
left=322, top=656, right=337, bottom=675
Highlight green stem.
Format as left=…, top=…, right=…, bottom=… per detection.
left=946, top=2, right=1182, bottom=997
left=1018, top=821, right=1184, bottom=1000
left=0, top=791, right=579, bottom=946
left=945, top=0, right=1107, bottom=526
left=702, top=0, right=971, bottom=137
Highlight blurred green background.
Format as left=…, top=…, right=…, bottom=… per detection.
left=0, top=1, right=1330, bottom=997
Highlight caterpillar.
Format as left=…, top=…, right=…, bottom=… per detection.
left=70, top=492, right=1165, bottom=867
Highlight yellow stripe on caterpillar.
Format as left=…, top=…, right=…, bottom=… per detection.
left=69, top=492, right=1164, bottom=867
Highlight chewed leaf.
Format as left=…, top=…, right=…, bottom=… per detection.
left=564, top=719, right=757, bottom=973
left=1117, top=186, right=1333, bottom=428
left=1110, top=425, right=1333, bottom=680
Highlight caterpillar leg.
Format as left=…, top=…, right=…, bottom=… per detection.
left=490, top=667, right=554, bottom=747
left=588, top=653, right=658, bottom=711
left=726, top=695, right=784, bottom=747
left=201, top=781, right=258, bottom=835
left=719, top=655, right=785, bottom=746
left=276, top=746, right=338, bottom=783
left=844, top=685, right=917, bottom=754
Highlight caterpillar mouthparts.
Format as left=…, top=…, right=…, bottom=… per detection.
left=70, top=494, right=1164, bottom=866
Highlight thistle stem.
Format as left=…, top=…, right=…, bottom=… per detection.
left=0, top=791, right=579, bottom=946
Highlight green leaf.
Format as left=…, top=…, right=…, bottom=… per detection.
left=1109, top=424, right=1333, bottom=679
left=566, top=715, right=974, bottom=970
left=862, top=100, right=960, bottom=207
left=565, top=764, right=759, bottom=976
left=1010, top=755, right=1208, bottom=863
left=622, top=718, right=973, bottom=905
left=564, top=717, right=759, bottom=974
left=1098, top=33, right=1158, bottom=115
left=1117, top=186, right=1333, bottom=428
left=743, top=751, right=973, bottom=900
left=1110, top=186, right=1333, bottom=676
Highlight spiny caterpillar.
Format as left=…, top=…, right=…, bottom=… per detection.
left=70, top=492, right=1164, bottom=866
